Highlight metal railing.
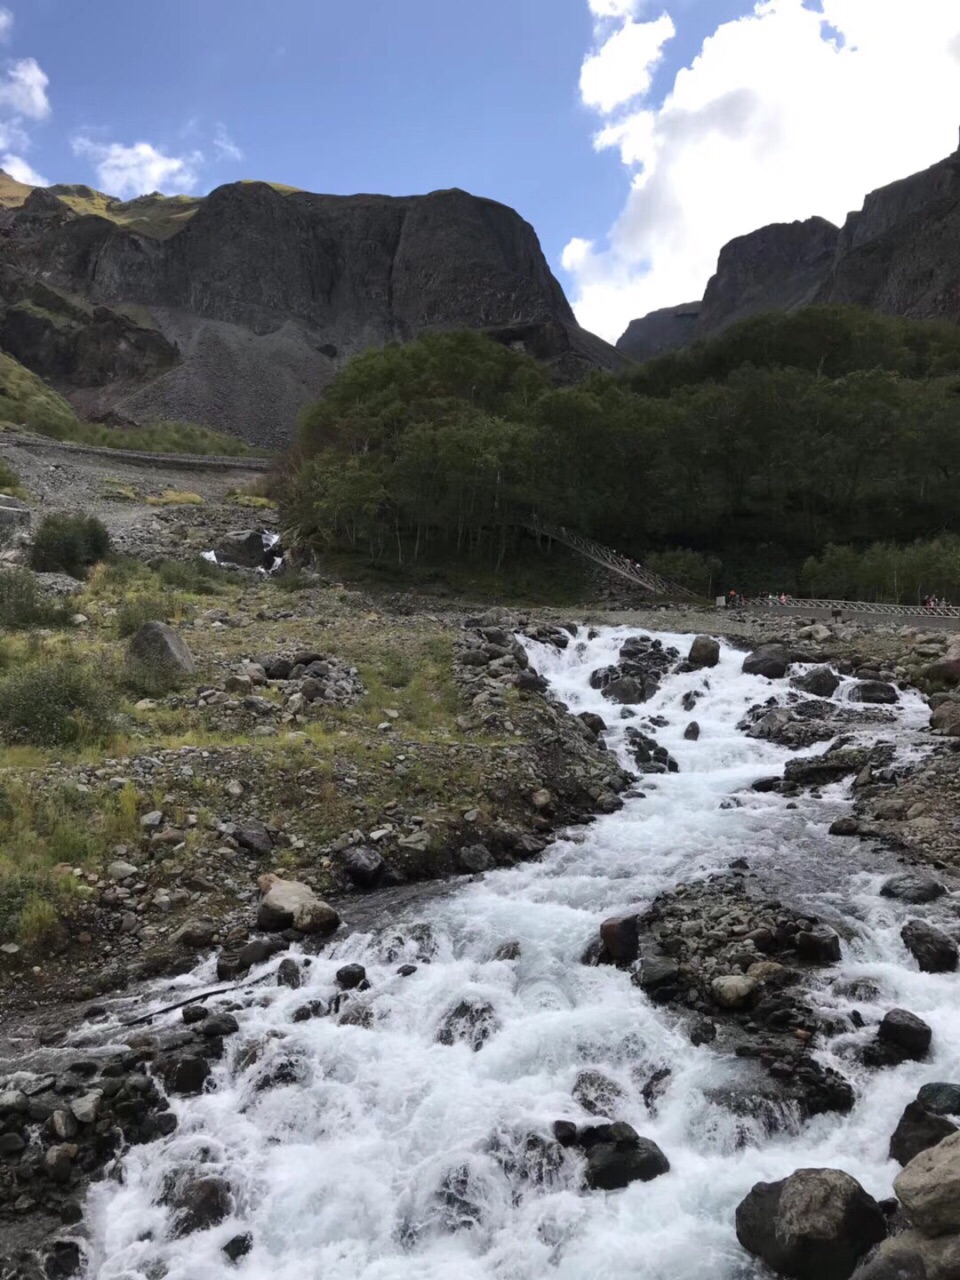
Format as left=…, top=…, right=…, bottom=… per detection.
left=748, top=597, right=960, bottom=619
left=528, top=520, right=698, bottom=599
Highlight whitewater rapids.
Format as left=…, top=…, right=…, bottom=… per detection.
left=83, top=629, right=958, bottom=1280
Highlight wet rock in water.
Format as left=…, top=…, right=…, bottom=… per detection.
left=851, top=1231, right=960, bottom=1280
left=276, top=958, right=302, bottom=989
left=901, top=920, right=958, bottom=973
left=688, top=635, right=720, bottom=668
left=158, top=1055, right=210, bottom=1096
left=849, top=681, right=899, bottom=705
left=889, top=1101, right=958, bottom=1166
left=690, top=1018, right=717, bottom=1046
left=343, top=845, right=384, bottom=889
left=202, top=1013, right=239, bottom=1038
left=877, top=1009, right=932, bottom=1062
left=917, top=1083, right=960, bottom=1116
left=494, top=941, right=521, bottom=961
left=126, top=621, right=196, bottom=678
left=831, top=817, right=860, bottom=836
left=578, top=711, right=608, bottom=736
left=582, top=1122, right=669, bottom=1190
left=336, top=963, right=367, bottom=990
left=753, top=776, right=783, bottom=793
left=625, top=728, right=679, bottom=774
left=182, top=1003, right=209, bottom=1025
left=436, top=999, right=500, bottom=1051
left=631, top=951, right=681, bottom=998
left=791, top=667, right=841, bottom=698
left=171, top=1175, right=232, bottom=1236
left=457, top=844, right=495, bottom=874
left=600, top=914, right=640, bottom=964
left=742, top=644, right=791, bottom=679
left=572, top=1069, right=625, bottom=1118
left=553, top=1120, right=578, bottom=1147
left=223, top=1233, right=253, bottom=1263
left=43, top=1240, right=82, bottom=1278
left=602, top=675, right=651, bottom=705
left=894, top=1131, right=960, bottom=1236
left=684, top=721, right=700, bottom=741
left=881, top=873, right=946, bottom=904
left=785, top=746, right=877, bottom=788
left=796, top=929, right=842, bottom=965
left=711, top=975, right=758, bottom=1009
left=641, top=1067, right=672, bottom=1113
left=735, top=1167, right=886, bottom=1280
left=257, top=880, right=339, bottom=935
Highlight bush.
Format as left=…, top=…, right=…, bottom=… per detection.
left=29, top=513, right=111, bottom=578
left=0, top=458, right=21, bottom=494
left=0, top=659, right=118, bottom=747
left=116, top=594, right=174, bottom=638
left=0, top=569, right=71, bottom=629
left=156, top=557, right=220, bottom=595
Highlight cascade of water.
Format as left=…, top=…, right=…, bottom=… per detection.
left=82, top=629, right=955, bottom=1280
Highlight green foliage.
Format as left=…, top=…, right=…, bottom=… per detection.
left=801, top=537, right=960, bottom=603
left=282, top=311, right=960, bottom=597
left=0, top=569, right=71, bottom=629
left=29, top=513, right=111, bottom=578
left=115, top=594, right=174, bottom=638
left=0, top=659, right=118, bottom=747
left=0, top=457, right=21, bottom=494
left=0, top=351, right=79, bottom=436
left=155, top=557, right=221, bottom=594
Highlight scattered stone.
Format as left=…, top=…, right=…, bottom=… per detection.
left=277, top=958, right=302, bottom=989
left=336, top=963, right=367, bottom=990
left=223, top=1233, right=253, bottom=1263
left=684, top=721, right=700, bottom=741
left=107, top=860, right=138, bottom=881
left=126, top=621, right=196, bottom=677
left=573, top=1069, right=625, bottom=1118
left=736, top=1168, right=887, bottom=1280
left=171, top=919, right=217, bottom=948
left=171, top=1175, right=232, bottom=1237
left=796, top=929, right=842, bottom=965
left=235, top=819, right=273, bottom=857
left=159, top=1055, right=210, bottom=1096
left=343, top=846, right=384, bottom=890
left=831, top=817, right=860, bottom=836
left=711, top=975, right=757, bottom=1009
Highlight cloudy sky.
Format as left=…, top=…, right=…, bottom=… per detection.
left=3, top=0, right=959, bottom=342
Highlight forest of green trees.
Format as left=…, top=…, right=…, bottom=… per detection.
left=282, top=306, right=960, bottom=599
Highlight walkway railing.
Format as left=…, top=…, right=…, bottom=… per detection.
left=528, top=521, right=697, bottom=599
left=749, top=597, right=960, bottom=619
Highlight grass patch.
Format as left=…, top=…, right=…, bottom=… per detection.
left=100, top=479, right=139, bottom=502
left=29, top=513, right=111, bottom=579
left=146, top=490, right=204, bottom=506
left=115, top=594, right=179, bottom=638
left=0, top=457, right=23, bottom=496
left=156, top=558, right=221, bottom=595
left=0, top=569, right=72, bottom=629
left=0, top=658, right=118, bottom=747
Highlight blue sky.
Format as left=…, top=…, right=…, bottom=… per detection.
left=3, top=1, right=959, bottom=340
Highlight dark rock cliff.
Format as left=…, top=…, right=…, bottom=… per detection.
left=0, top=181, right=627, bottom=445
left=616, top=139, right=960, bottom=356
left=616, top=303, right=700, bottom=362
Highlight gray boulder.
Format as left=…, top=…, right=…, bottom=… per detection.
left=126, top=621, right=196, bottom=677
left=736, top=1167, right=886, bottom=1280
left=792, top=667, right=840, bottom=698
left=849, top=681, right=899, bottom=705
left=878, top=1009, right=932, bottom=1060
left=852, top=1232, right=960, bottom=1280
left=881, top=874, right=945, bottom=905
left=895, top=1132, right=960, bottom=1236
left=256, top=880, right=340, bottom=935
left=742, top=644, right=791, bottom=679
left=688, top=635, right=720, bottom=668
left=582, top=1122, right=669, bottom=1190
left=216, top=530, right=270, bottom=568
left=901, top=921, right=958, bottom=974
left=917, top=1083, right=960, bottom=1116
left=889, top=1101, right=957, bottom=1167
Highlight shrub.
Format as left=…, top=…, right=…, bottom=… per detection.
left=146, top=490, right=203, bottom=506
left=116, top=594, right=174, bottom=638
left=29, top=514, right=111, bottom=579
left=0, top=458, right=21, bottom=494
left=0, top=569, right=71, bottom=629
left=0, top=659, right=118, bottom=747
left=156, top=557, right=220, bottom=595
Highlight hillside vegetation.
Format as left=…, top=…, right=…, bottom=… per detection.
left=287, top=307, right=960, bottom=598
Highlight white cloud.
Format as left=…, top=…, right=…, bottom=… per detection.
left=580, top=12, right=675, bottom=114
left=2, top=151, right=46, bottom=185
left=212, top=122, right=243, bottom=163
left=588, top=0, right=646, bottom=17
left=72, top=136, right=203, bottom=197
left=0, top=8, right=13, bottom=43
left=0, top=56, right=50, bottom=119
left=566, top=0, right=960, bottom=342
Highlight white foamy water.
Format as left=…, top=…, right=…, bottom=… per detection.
left=83, top=629, right=958, bottom=1280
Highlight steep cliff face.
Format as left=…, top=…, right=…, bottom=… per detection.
left=616, top=140, right=960, bottom=356
left=616, top=303, right=700, bottom=362
left=696, top=217, right=839, bottom=336
left=0, top=180, right=626, bottom=445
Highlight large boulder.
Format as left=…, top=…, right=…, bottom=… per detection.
left=581, top=1122, right=669, bottom=1190
left=881, top=874, right=945, bottom=905
left=126, top=621, right=196, bottom=677
left=791, top=667, right=841, bottom=698
left=852, top=1232, right=960, bottom=1280
left=917, top=1083, right=960, bottom=1116
left=600, top=914, right=640, bottom=964
left=215, top=530, right=271, bottom=568
left=736, top=1168, right=886, bottom=1280
left=923, top=658, right=960, bottom=689
left=878, top=1009, right=932, bottom=1061
left=895, top=1132, right=960, bottom=1236
left=742, top=644, right=791, bottom=679
left=889, top=1101, right=958, bottom=1167
left=601, top=675, right=650, bottom=705
left=256, top=880, right=339, bottom=935
left=930, top=701, right=960, bottom=736
left=688, top=635, right=720, bottom=668
left=848, top=681, right=898, bottom=705
left=901, top=921, right=958, bottom=974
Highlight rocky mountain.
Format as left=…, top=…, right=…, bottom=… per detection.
left=617, top=139, right=960, bottom=358
left=0, top=178, right=628, bottom=447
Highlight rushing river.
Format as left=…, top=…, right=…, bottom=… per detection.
left=83, top=629, right=959, bottom=1280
